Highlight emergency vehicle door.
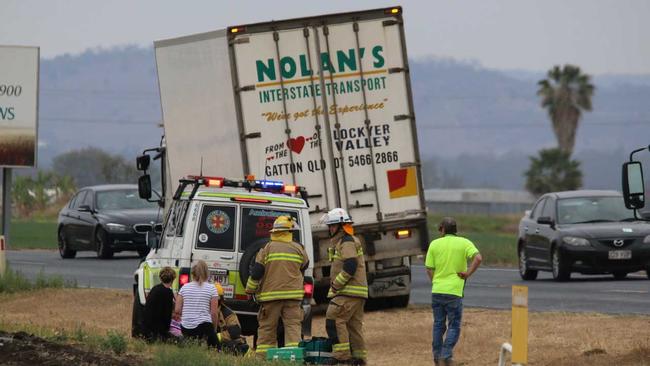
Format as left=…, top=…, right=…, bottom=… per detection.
left=191, top=202, right=240, bottom=300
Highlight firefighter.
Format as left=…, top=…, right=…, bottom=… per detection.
left=245, top=215, right=309, bottom=359
left=214, top=283, right=249, bottom=355
left=321, top=208, right=368, bottom=365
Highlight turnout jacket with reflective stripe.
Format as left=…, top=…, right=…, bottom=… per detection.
left=328, top=232, right=368, bottom=299
left=247, top=240, right=308, bottom=302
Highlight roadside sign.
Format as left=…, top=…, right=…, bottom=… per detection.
left=0, top=45, right=40, bottom=168
left=512, top=285, right=528, bottom=364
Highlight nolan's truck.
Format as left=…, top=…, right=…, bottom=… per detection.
left=149, top=6, right=428, bottom=306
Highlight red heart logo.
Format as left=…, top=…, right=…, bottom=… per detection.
left=287, top=136, right=305, bottom=154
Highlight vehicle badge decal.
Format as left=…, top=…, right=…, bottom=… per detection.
left=198, top=233, right=209, bottom=243
left=206, top=210, right=231, bottom=234
left=622, top=228, right=633, bottom=233
left=613, top=239, right=624, bottom=247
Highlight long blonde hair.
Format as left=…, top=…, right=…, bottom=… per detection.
left=191, top=260, right=209, bottom=284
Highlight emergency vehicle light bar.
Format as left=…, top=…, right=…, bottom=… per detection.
left=183, top=175, right=307, bottom=196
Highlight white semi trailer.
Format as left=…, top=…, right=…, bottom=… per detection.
left=147, top=6, right=428, bottom=306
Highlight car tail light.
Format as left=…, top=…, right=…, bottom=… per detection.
left=303, top=282, right=314, bottom=298
left=395, top=229, right=411, bottom=239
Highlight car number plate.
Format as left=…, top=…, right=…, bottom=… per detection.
left=210, top=269, right=229, bottom=286
left=608, top=250, right=631, bottom=260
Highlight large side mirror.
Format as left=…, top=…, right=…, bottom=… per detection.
left=136, top=154, right=151, bottom=171
left=622, top=161, right=645, bottom=210
left=78, top=205, right=93, bottom=213
left=537, top=216, right=554, bottom=227
left=138, top=175, right=152, bottom=200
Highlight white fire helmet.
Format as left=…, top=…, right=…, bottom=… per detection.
left=320, top=208, right=353, bottom=226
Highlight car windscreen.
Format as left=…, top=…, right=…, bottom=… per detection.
left=557, top=196, right=635, bottom=224
left=96, top=189, right=158, bottom=210
left=240, top=207, right=300, bottom=253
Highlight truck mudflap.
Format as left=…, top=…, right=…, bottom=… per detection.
left=367, top=266, right=411, bottom=298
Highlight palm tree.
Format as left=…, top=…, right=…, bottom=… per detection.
left=537, top=65, right=595, bottom=154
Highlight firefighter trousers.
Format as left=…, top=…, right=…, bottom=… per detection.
left=256, top=299, right=303, bottom=358
left=326, top=296, right=367, bottom=361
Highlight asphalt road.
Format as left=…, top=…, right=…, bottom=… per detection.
left=6, top=251, right=650, bottom=314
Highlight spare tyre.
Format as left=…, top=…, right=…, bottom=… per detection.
left=239, top=238, right=269, bottom=286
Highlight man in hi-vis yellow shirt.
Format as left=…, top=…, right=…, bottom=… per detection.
left=425, top=217, right=482, bottom=366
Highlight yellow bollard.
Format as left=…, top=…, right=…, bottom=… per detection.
left=512, top=285, right=528, bottom=365
left=0, top=235, right=5, bottom=277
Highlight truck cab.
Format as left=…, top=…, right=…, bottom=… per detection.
left=132, top=175, right=314, bottom=337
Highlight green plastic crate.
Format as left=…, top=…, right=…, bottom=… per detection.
left=266, top=347, right=305, bottom=362
left=300, top=337, right=335, bottom=365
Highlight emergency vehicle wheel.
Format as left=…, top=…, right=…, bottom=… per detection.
left=58, top=228, right=76, bottom=259
left=95, top=227, right=114, bottom=259
left=131, top=282, right=147, bottom=338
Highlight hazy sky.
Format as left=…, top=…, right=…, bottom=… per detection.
left=1, top=0, right=648, bottom=74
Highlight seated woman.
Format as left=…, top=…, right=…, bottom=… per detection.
left=143, top=267, right=176, bottom=341
left=174, top=260, right=219, bottom=347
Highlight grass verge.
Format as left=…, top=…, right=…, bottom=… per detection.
left=427, top=213, right=519, bottom=266
left=0, top=266, right=76, bottom=293
left=1, top=288, right=649, bottom=366
left=8, top=219, right=58, bottom=250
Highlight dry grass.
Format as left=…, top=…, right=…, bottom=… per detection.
left=0, top=289, right=649, bottom=365
left=0, top=130, right=35, bottom=166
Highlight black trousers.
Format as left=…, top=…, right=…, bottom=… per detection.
left=181, top=322, right=218, bottom=347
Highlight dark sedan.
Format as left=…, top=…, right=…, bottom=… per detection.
left=517, top=190, right=650, bottom=281
left=57, top=184, right=162, bottom=259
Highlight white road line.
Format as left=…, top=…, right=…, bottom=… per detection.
left=9, top=261, right=46, bottom=266
left=602, top=289, right=648, bottom=294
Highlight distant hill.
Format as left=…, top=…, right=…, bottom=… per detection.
left=36, top=47, right=650, bottom=191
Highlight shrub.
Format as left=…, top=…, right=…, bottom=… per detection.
left=102, top=331, right=127, bottom=355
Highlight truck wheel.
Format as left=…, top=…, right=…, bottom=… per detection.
left=58, top=228, right=76, bottom=259
left=95, top=228, right=113, bottom=259
left=131, top=284, right=147, bottom=338
left=388, top=294, right=410, bottom=308
left=239, top=239, right=268, bottom=286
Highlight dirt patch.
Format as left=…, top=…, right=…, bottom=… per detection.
left=0, top=331, right=137, bottom=366
left=1, top=289, right=649, bottom=365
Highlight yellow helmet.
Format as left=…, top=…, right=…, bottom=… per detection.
left=269, top=215, right=300, bottom=233
left=214, top=282, right=224, bottom=297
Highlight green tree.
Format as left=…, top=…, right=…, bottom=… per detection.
left=537, top=64, right=595, bottom=154
left=525, top=148, right=582, bottom=196
left=52, top=147, right=140, bottom=188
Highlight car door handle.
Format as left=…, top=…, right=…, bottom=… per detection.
left=220, top=255, right=234, bottom=260
left=524, top=226, right=529, bottom=232
left=535, top=229, right=540, bottom=234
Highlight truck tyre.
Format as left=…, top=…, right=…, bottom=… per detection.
left=58, top=228, right=76, bottom=259
left=131, top=283, right=147, bottom=338
left=518, top=245, right=538, bottom=280
left=388, top=294, right=410, bottom=308
left=238, top=239, right=268, bottom=286
left=95, top=227, right=113, bottom=259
